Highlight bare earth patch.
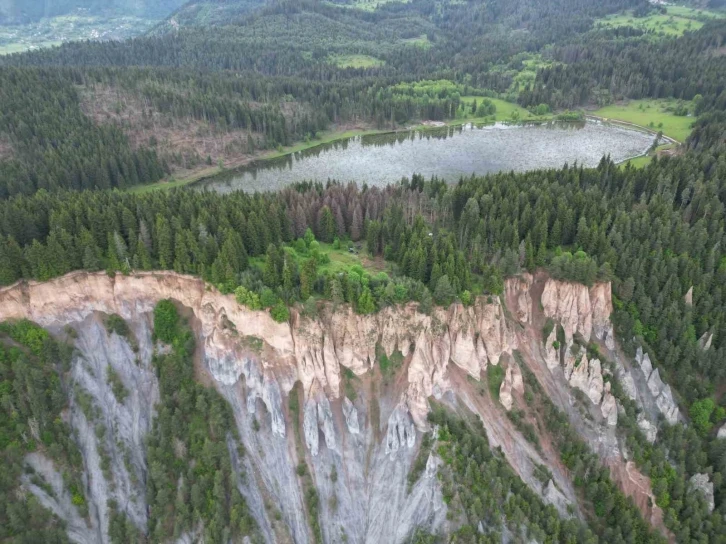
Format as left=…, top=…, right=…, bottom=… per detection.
left=0, top=135, right=13, bottom=161
left=79, top=85, right=260, bottom=173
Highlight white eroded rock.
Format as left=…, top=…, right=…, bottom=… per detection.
left=637, top=413, right=657, bottom=444
left=568, top=357, right=604, bottom=405
left=317, top=395, right=337, bottom=453
left=499, top=362, right=523, bottom=411
left=647, top=368, right=665, bottom=397
left=689, top=473, right=715, bottom=513
left=600, top=393, right=618, bottom=426
left=385, top=405, right=416, bottom=455
left=543, top=479, right=571, bottom=516
left=505, top=274, right=533, bottom=324
left=303, top=397, right=319, bottom=456
left=342, top=397, right=360, bottom=435
left=655, top=385, right=680, bottom=425
left=620, top=370, right=637, bottom=401
left=698, top=331, right=713, bottom=351
left=639, top=351, right=653, bottom=380
left=543, top=329, right=560, bottom=370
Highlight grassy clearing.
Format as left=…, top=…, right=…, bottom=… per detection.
left=249, top=241, right=384, bottom=276
left=596, top=6, right=724, bottom=37
left=401, top=34, right=431, bottom=48
left=332, top=0, right=411, bottom=11
left=460, top=97, right=549, bottom=123
left=620, top=142, right=678, bottom=169
left=329, top=54, right=385, bottom=68
left=593, top=99, right=695, bottom=142
left=128, top=166, right=224, bottom=194
left=620, top=154, right=654, bottom=169
left=509, top=54, right=560, bottom=94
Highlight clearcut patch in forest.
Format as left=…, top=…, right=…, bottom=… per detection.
left=329, top=54, right=385, bottom=68
left=250, top=240, right=386, bottom=278
left=80, top=85, right=260, bottom=170
left=400, top=34, right=430, bottom=48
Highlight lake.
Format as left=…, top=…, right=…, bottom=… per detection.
left=198, top=121, right=655, bottom=193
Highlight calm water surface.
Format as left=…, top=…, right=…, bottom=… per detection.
left=199, top=121, right=654, bottom=193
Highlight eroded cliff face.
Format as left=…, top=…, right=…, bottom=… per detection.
left=0, top=270, right=680, bottom=542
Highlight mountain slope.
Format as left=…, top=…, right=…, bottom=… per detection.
left=0, top=269, right=703, bottom=542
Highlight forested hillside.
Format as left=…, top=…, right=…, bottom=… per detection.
left=0, top=0, right=689, bottom=196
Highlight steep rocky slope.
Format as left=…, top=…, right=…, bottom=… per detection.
left=0, top=270, right=684, bottom=542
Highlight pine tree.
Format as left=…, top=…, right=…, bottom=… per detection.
left=357, top=286, right=376, bottom=314
left=318, top=206, right=336, bottom=243
left=155, top=215, right=173, bottom=270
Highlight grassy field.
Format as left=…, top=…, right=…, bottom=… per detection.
left=596, top=6, right=724, bottom=37
left=460, top=96, right=549, bottom=122
left=401, top=34, right=431, bottom=48
left=620, top=154, right=654, bottom=168
left=593, top=99, right=695, bottom=142
left=128, top=166, right=225, bottom=194
left=619, top=142, right=678, bottom=168
left=329, top=54, right=385, bottom=68
left=249, top=241, right=385, bottom=276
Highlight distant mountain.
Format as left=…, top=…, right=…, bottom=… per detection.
left=0, top=0, right=188, bottom=24
left=155, top=0, right=268, bottom=30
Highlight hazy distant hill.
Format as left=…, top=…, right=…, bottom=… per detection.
left=153, top=0, right=267, bottom=30
left=0, top=0, right=187, bottom=24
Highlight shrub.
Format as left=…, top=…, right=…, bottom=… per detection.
left=690, top=398, right=715, bottom=436
left=105, top=314, right=129, bottom=338
left=235, top=286, right=262, bottom=310
left=153, top=300, right=179, bottom=344
left=260, top=288, right=278, bottom=308
left=542, top=318, right=555, bottom=342
left=270, top=302, right=290, bottom=323
left=487, top=364, right=505, bottom=399
left=107, top=366, right=128, bottom=403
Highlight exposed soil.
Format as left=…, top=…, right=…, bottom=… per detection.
left=608, top=460, right=671, bottom=541
left=0, top=135, right=13, bottom=160
left=79, top=85, right=260, bottom=172
left=448, top=365, right=584, bottom=517
left=510, top=271, right=672, bottom=540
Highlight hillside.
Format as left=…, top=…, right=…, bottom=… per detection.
left=0, top=269, right=699, bottom=542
